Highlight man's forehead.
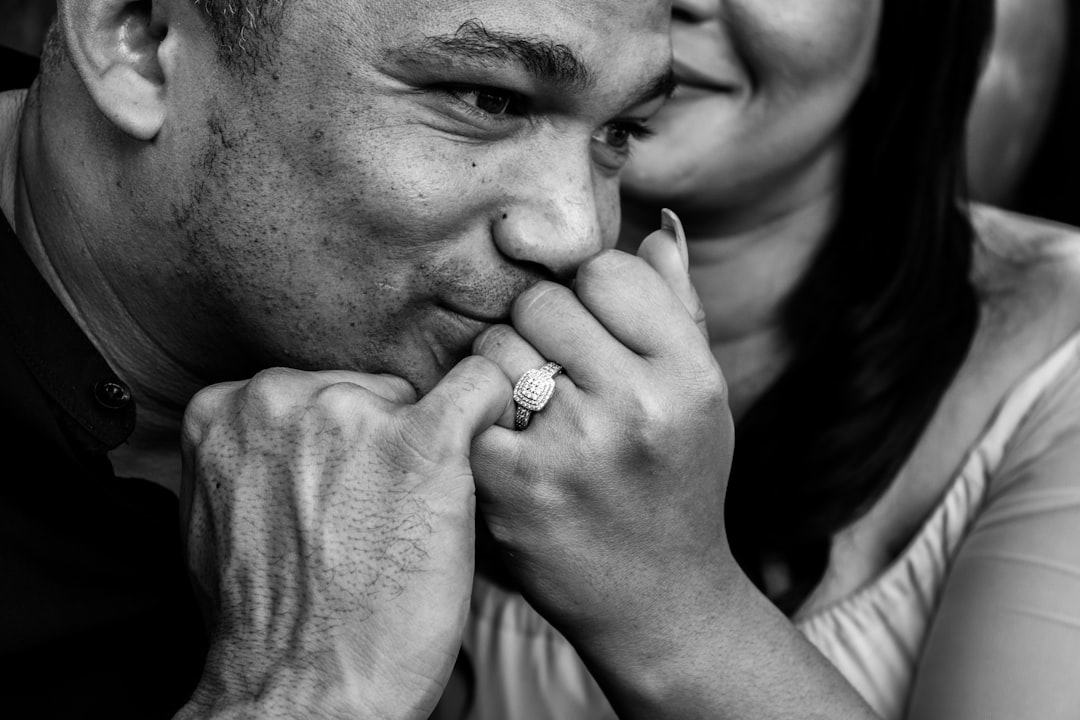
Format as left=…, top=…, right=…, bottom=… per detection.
left=379, top=0, right=669, bottom=30
left=389, top=20, right=595, bottom=92
left=374, top=0, right=673, bottom=102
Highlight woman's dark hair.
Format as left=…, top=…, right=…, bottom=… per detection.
left=726, top=0, right=995, bottom=614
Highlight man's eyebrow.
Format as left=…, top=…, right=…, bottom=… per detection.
left=391, top=19, right=594, bottom=91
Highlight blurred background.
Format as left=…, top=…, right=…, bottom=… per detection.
left=1, top=0, right=1076, bottom=224
left=1, top=0, right=53, bottom=56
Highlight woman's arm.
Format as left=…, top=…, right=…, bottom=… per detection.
left=907, top=346, right=1080, bottom=719
left=471, top=226, right=878, bottom=719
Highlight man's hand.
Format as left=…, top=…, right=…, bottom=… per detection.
left=175, top=359, right=509, bottom=720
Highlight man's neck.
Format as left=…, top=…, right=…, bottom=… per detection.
left=619, top=187, right=838, bottom=420
left=12, top=79, right=193, bottom=493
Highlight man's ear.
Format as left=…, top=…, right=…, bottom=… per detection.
left=56, top=0, right=172, bottom=140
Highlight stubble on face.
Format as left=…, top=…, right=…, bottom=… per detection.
left=164, top=0, right=673, bottom=391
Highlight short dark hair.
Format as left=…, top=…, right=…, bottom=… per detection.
left=194, top=0, right=288, bottom=72
left=726, top=0, right=995, bottom=614
left=39, top=1, right=287, bottom=75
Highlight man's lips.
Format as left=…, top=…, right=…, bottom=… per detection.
left=442, top=303, right=509, bottom=329
left=431, top=304, right=508, bottom=364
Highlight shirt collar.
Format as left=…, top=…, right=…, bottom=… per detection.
left=0, top=211, right=136, bottom=452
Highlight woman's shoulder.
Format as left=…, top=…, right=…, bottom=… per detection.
left=971, top=203, right=1080, bottom=278
left=969, top=203, right=1080, bottom=336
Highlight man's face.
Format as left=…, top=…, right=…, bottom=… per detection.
left=171, top=0, right=672, bottom=393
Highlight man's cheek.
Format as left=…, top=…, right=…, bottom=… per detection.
left=598, top=180, right=623, bottom=249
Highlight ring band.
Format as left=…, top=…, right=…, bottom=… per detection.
left=513, top=361, right=564, bottom=430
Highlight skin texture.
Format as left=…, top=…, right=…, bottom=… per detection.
left=620, top=0, right=881, bottom=232
left=95, top=0, right=672, bottom=397
left=0, top=0, right=1065, bottom=209
left=461, top=11, right=887, bottom=717
left=619, top=0, right=883, bottom=419
left=521, top=0, right=1079, bottom=718
left=177, top=363, right=508, bottom=719
left=1, top=0, right=679, bottom=716
left=15, top=0, right=674, bottom=453
left=469, top=230, right=878, bottom=719
left=9, top=0, right=1063, bottom=716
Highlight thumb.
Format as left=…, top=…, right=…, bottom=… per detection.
left=413, top=355, right=514, bottom=450
left=636, top=208, right=709, bottom=340
left=305, top=370, right=419, bottom=404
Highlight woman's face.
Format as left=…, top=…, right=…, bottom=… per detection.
left=622, top=0, right=883, bottom=221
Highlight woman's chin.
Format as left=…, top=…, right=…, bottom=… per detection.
left=622, top=158, right=700, bottom=203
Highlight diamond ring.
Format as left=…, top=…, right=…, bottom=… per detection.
left=512, top=361, right=564, bottom=430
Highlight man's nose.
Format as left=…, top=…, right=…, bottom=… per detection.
left=491, top=143, right=608, bottom=282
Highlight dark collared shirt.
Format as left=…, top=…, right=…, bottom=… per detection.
left=1, top=47, right=206, bottom=719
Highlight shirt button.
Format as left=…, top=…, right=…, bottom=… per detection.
left=93, top=379, right=132, bottom=410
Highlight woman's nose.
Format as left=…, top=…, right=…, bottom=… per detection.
left=672, top=0, right=719, bottom=24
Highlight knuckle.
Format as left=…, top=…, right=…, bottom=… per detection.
left=513, top=280, right=571, bottom=319
left=387, top=412, right=460, bottom=476
left=244, top=366, right=299, bottom=399
left=614, top=370, right=728, bottom=463
left=311, top=380, right=369, bottom=420
left=182, top=383, right=235, bottom=446
left=472, top=323, right=518, bottom=357
left=700, top=362, right=730, bottom=405
left=577, top=248, right=637, bottom=283
left=456, top=353, right=509, bottom=390
left=622, top=392, right=674, bottom=452
left=675, top=350, right=730, bottom=404
left=461, top=352, right=494, bottom=371
left=233, top=367, right=309, bottom=422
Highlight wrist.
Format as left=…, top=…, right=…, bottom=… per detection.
left=566, top=565, right=764, bottom=717
left=175, top=635, right=428, bottom=720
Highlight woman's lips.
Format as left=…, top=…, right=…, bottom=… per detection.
left=672, top=57, right=739, bottom=94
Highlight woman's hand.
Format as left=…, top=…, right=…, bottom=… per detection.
left=470, top=217, right=735, bottom=653
left=470, top=215, right=880, bottom=720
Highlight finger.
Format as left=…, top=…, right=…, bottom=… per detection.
left=637, top=210, right=708, bottom=340
left=637, top=209, right=687, bottom=276
left=181, top=379, right=247, bottom=447
left=305, top=370, right=418, bottom=404
left=511, top=281, right=637, bottom=391
left=181, top=369, right=418, bottom=453
left=571, top=249, right=706, bottom=360
left=470, top=421, right=523, bottom=503
left=412, top=355, right=513, bottom=448
left=473, top=324, right=568, bottom=430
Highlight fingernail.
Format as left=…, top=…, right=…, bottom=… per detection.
left=660, top=208, right=689, bottom=273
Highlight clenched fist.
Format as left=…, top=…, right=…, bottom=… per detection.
left=175, top=359, right=509, bottom=720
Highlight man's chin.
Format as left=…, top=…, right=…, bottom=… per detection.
left=377, top=346, right=463, bottom=400
left=409, top=358, right=460, bottom=399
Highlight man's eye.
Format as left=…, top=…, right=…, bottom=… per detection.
left=449, top=87, right=517, bottom=116
left=593, top=122, right=653, bottom=151
left=600, top=125, right=632, bottom=150
left=590, top=121, right=656, bottom=171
